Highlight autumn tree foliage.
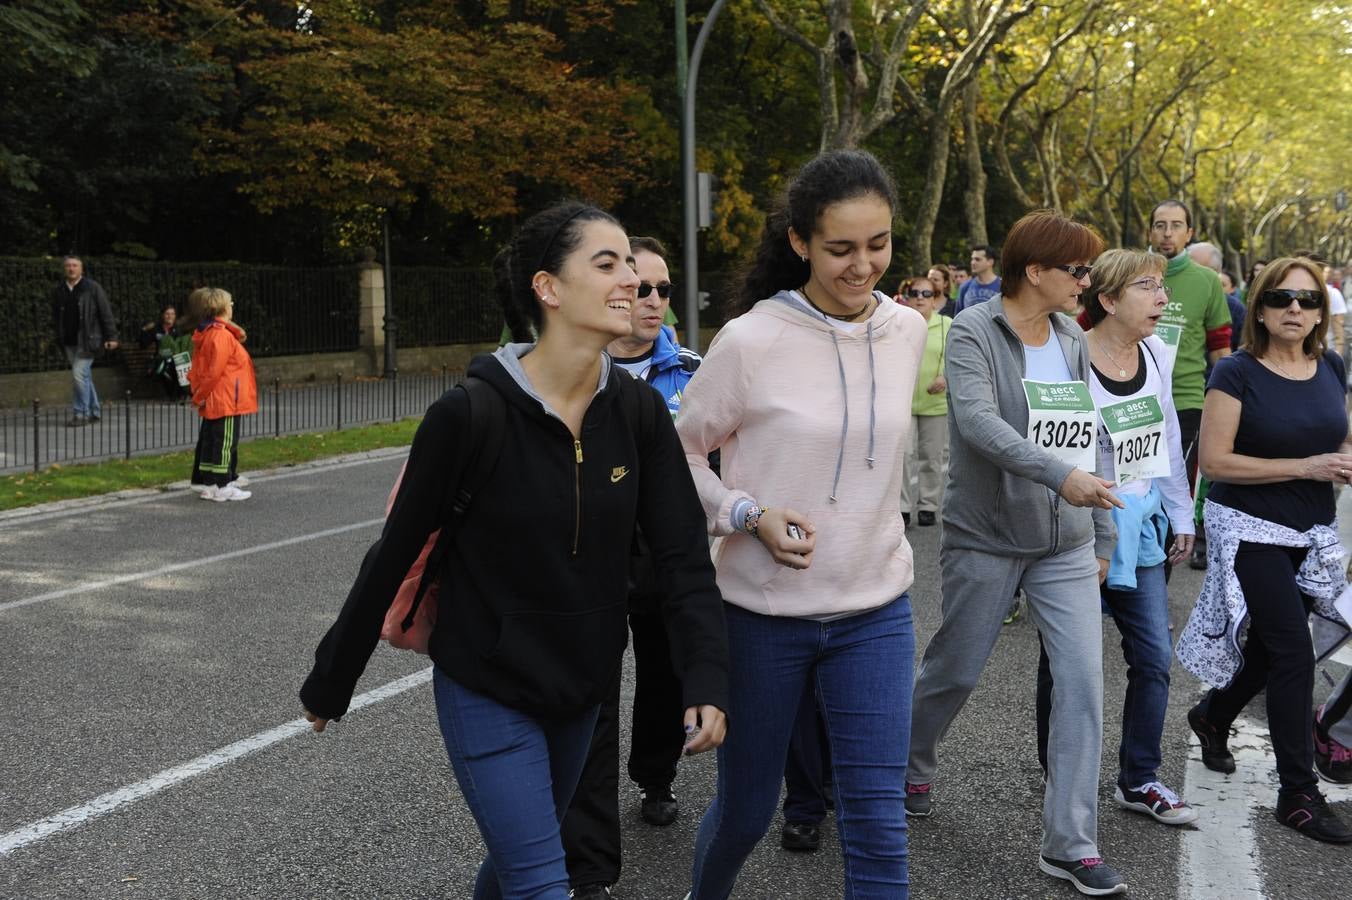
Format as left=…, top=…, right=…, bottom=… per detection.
left=197, top=3, right=653, bottom=220
left=3, top=0, right=1352, bottom=278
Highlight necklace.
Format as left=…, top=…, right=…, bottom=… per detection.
left=1265, top=355, right=1312, bottom=380
left=1092, top=333, right=1136, bottom=378
left=801, top=286, right=873, bottom=322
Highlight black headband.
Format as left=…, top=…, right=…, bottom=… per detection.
left=533, top=207, right=591, bottom=281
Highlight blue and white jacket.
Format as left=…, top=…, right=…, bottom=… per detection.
left=644, top=325, right=702, bottom=416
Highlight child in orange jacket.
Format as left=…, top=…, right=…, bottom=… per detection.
left=187, top=287, right=258, bottom=501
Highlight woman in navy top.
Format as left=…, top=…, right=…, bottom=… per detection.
left=1187, top=256, right=1352, bottom=844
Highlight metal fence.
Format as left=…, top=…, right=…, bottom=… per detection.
left=1, top=258, right=362, bottom=374
left=391, top=266, right=500, bottom=347
left=0, top=369, right=462, bottom=474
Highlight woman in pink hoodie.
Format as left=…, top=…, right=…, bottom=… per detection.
left=676, top=150, right=927, bottom=899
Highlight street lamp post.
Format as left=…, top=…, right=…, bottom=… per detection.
left=382, top=211, right=397, bottom=378
left=681, top=0, right=729, bottom=353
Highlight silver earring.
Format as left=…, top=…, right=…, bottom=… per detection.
left=1257, top=317, right=1264, bottom=323
left=800, top=255, right=808, bottom=263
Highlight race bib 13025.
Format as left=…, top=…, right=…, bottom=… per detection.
left=1023, top=380, right=1097, bottom=471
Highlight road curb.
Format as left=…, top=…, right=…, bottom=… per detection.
left=0, top=445, right=411, bottom=523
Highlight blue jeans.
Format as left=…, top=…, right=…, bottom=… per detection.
left=1104, top=563, right=1173, bottom=788
left=64, top=346, right=100, bottom=417
left=1035, top=562, right=1171, bottom=789
left=434, top=669, right=600, bottom=900
left=692, top=597, right=914, bottom=900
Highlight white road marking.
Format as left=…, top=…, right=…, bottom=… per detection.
left=1181, top=715, right=1352, bottom=900
left=0, top=518, right=384, bottom=613
left=0, top=667, right=433, bottom=857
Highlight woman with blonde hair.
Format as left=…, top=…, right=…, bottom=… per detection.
left=187, top=288, right=257, bottom=501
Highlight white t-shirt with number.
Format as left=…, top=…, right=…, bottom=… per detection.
left=1021, top=333, right=1098, bottom=472
left=1087, top=335, right=1194, bottom=533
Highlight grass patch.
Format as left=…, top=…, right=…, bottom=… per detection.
left=0, top=418, right=420, bottom=511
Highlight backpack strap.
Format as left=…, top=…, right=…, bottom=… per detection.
left=400, top=376, right=506, bottom=632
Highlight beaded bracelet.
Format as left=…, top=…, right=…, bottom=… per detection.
left=744, top=505, right=766, bottom=537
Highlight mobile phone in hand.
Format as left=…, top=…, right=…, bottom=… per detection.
left=787, top=524, right=804, bottom=540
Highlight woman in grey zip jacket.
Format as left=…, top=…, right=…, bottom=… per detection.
left=904, top=211, right=1129, bottom=898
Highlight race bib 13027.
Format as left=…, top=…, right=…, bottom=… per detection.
left=1099, top=395, right=1171, bottom=483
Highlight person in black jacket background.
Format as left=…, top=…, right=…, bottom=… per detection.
left=50, top=255, right=119, bottom=426
left=299, top=202, right=729, bottom=900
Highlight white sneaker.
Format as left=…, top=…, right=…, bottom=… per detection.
left=190, top=483, right=212, bottom=494
left=229, top=476, right=250, bottom=488
left=212, top=484, right=252, bottom=502
left=199, top=485, right=220, bottom=501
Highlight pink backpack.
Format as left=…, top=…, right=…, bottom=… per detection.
left=380, top=461, right=440, bottom=653
left=379, top=376, right=506, bottom=654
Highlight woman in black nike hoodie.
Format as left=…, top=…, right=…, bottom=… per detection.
left=300, top=202, right=729, bottom=899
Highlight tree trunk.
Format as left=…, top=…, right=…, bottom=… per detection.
left=911, top=110, right=953, bottom=271
left=992, top=119, right=1037, bottom=209
left=828, top=0, right=867, bottom=149
left=961, top=78, right=988, bottom=245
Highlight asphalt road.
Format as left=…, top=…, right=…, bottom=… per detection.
left=2, top=450, right=1350, bottom=899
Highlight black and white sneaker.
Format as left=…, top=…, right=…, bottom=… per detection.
left=1038, top=855, right=1128, bottom=896
left=639, top=785, right=678, bottom=826
left=569, top=885, right=612, bottom=900
left=1114, top=780, right=1198, bottom=825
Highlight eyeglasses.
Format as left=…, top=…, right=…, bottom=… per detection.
left=637, top=282, right=673, bottom=299
left=1053, top=265, right=1093, bottom=280
left=1127, top=278, right=1172, bottom=297
left=905, top=289, right=937, bottom=299
left=1259, top=288, right=1323, bottom=310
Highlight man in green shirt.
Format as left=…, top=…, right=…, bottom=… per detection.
left=1149, top=200, right=1232, bottom=567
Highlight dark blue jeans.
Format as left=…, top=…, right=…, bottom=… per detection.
left=1036, top=563, right=1172, bottom=788
left=691, top=597, right=914, bottom=900
left=434, top=668, right=600, bottom=899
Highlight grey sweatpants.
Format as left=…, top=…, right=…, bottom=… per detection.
left=909, top=541, right=1104, bottom=860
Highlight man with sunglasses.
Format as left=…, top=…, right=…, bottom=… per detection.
left=562, top=235, right=706, bottom=900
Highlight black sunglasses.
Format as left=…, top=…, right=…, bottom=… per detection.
left=637, top=282, right=673, bottom=299
left=1259, top=288, right=1323, bottom=310
left=905, top=288, right=937, bottom=299
left=1053, top=264, right=1093, bottom=279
